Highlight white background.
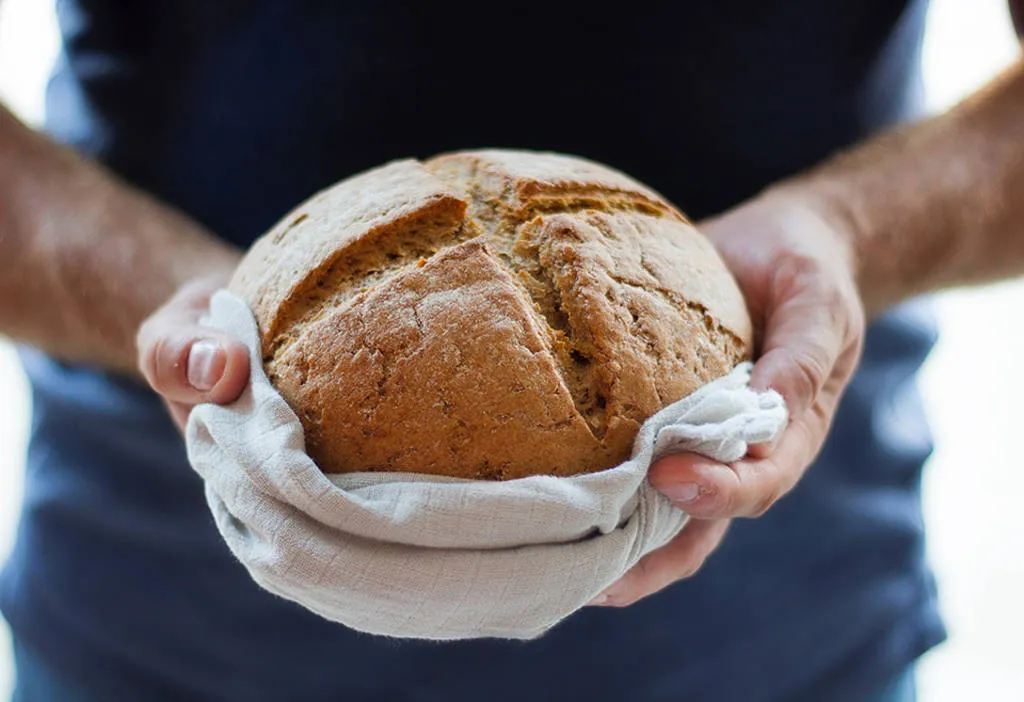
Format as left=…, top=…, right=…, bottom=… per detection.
left=1, top=1, right=1022, bottom=699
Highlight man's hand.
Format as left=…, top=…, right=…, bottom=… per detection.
left=137, top=273, right=251, bottom=431
left=590, top=192, right=866, bottom=607
left=591, top=43, right=1024, bottom=610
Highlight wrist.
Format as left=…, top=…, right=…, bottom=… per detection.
left=759, top=178, right=879, bottom=316
left=758, top=181, right=861, bottom=275
left=0, top=111, right=242, bottom=372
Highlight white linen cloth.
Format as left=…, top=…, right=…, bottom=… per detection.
left=186, top=291, right=788, bottom=640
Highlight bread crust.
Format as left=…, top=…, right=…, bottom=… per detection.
left=229, top=150, right=752, bottom=480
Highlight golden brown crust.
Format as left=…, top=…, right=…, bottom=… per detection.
left=425, top=149, right=682, bottom=219
left=270, top=239, right=612, bottom=480
left=232, top=149, right=753, bottom=479
left=228, top=159, right=466, bottom=352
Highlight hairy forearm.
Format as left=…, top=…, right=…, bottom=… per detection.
left=777, top=57, right=1024, bottom=317
left=0, top=106, right=240, bottom=374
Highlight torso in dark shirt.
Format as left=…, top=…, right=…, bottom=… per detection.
left=2, top=2, right=945, bottom=700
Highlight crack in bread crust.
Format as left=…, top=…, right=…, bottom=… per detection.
left=516, top=240, right=608, bottom=440
left=419, top=158, right=747, bottom=447
left=419, top=158, right=708, bottom=442
left=267, top=207, right=476, bottom=368
left=607, top=273, right=747, bottom=358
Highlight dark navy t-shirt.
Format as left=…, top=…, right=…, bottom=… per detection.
left=2, top=2, right=946, bottom=700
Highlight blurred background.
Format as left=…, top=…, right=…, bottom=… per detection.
left=1, top=1, right=1022, bottom=699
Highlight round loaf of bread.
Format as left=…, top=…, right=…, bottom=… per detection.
left=229, top=150, right=753, bottom=480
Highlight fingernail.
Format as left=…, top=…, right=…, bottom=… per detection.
left=187, top=340, right=224, bottom=391
left=586, top=593, right=609, bottom=606
left=661, top=482, right=702, bottom=504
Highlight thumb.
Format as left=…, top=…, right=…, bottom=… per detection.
left=137, top=284, right=250, bottom=407
left=139, top=330, right=250, bottom=406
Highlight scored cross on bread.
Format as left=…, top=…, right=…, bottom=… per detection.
left=229, top=150, right=752, bottom=480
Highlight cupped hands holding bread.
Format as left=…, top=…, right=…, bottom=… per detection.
left=137, top=149, right=866, bottom=606
left=599, top=188, right=865, bottom=606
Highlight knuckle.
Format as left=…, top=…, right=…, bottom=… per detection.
left=747, top=455, right=807, bottom=518
left=749, top=490, right=779, bottom=518
left=615, top=554, right=669, bottom=604
left=787, top=348, right=829, bottom=404
left=773, top=251, right=828, bottom=298
left=776, top=251, right=860, bottom=332
left=744, top=461, right=787, bottom=518
left=706, top=473, right=743, bottom=518
left=150, top=333, right=191, bottom=395
left=148, top=334, right=176, bottom=389
left=136, top=304, right=180, bottom=376
left=718, top=486, right=744, bottom=518
left=777, top=251, right=821, bottom=281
